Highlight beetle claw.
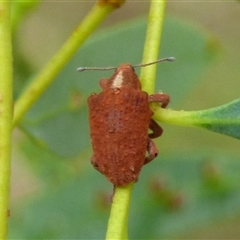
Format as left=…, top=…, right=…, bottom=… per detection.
left=145, top=138, right=159, bottom=165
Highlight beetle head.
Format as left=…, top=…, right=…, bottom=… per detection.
left=109, top=64, right=141, bottom=90
left=77, top=57, right=175, bottom=92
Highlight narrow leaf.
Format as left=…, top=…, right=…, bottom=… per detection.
left=154, top=99, right=240, bottom=140
left=20, top=16, right=217, bottom=157
left=193, top=99, right=240, bottom=139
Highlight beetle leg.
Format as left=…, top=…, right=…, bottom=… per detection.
left=149, top=119, right=163, bottom=139
left=148, top=93, right=170, bottom=108
left=145, top=138, right=159, bottom=164
left=91, top=155, right=100, bottom=171
left=148, top=93, right=168, bottom=138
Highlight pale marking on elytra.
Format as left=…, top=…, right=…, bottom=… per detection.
left=111, top=71, right=123, bottom=89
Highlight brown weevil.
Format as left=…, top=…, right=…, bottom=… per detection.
left=77, top=57, right=174, bottom=186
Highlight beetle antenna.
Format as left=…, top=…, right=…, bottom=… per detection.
left=77, top=57, right=175, bottom=72
left=132, top=57, right=175, bottom=69
left=77, top=66, right=117, bottom=72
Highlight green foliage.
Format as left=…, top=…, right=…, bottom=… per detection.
left=10, top=9, right=240, bottom=240
left=20, top=16, right=217, bottom=157
left=192, top=99, right=240, bottom=139
left=154, top=98, right=240, bottom=140
left=9, top=141, right=240, bottom=239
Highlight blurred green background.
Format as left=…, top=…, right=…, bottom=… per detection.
left=10, top=1, right=240, bottom=239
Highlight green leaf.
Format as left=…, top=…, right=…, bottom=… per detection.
left=154, top=99, right=240, bottom=140
left=192, top=99, right=240, bottom=139
left=20, top=16, right=217, bottom=156
left=9, top=147, right=240, bottom=239
left=17, top=138, right=78, bottom=186
left=130, top=150, right=240, bottom=239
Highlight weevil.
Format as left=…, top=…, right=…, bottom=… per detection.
left=77, top=57, right=174, bottom=186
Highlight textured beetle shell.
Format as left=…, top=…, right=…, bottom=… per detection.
left=88, top=65, right=153, bottom=186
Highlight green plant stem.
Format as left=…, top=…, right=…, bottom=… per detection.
left=140, top=0, right=166, bottom=94
left=153, top=101, right=240, bottom=126
left=153, top=106, right=197, bottom=126
left=13, top=2, right=115, bottom=127
left=106, top=1, right=166, bottom=239
left=106, top=184, right=134, bottom=240
left=0, top=2, right=13, bottom=239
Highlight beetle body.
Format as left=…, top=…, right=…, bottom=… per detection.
left=88, top=64, right=169, bottom=186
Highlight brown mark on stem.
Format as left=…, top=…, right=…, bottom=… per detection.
left=98, top=0, right=126, bottom=8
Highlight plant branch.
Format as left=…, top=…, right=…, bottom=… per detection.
left=106, top=1, right=167, bottom=239
left=0, top=1, right=13, bottom=239
left=140, top=0, right=166, bottom=94
left=106, top=184, right=134, bottom=240
left=152, top=106, right=197, bottom=126
left=13, top=1, right=118, bottom=127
